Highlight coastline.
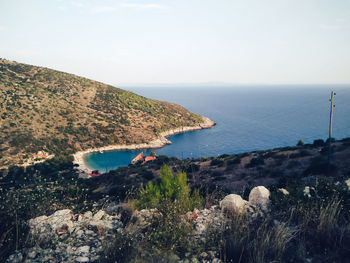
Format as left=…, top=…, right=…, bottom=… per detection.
left=73, top=117, right=215, bottom=175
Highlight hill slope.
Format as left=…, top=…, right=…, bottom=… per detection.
left=0, top=59, right=204, bottom=167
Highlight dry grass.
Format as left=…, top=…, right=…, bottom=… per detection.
left=317, top=198, right=342, bottom=237
left=205, top=210, right=297, bottom=263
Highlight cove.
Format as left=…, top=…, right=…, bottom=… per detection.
left=84, top=85, right=350, bottom=172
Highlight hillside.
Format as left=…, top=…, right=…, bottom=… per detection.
left=0, top=59, right=204, bottom=167
left=1, top=139, right=349, bottom=262
left=78, top=138, right=350, bottom=197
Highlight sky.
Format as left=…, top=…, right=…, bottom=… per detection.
left=0, top=0, right=349, bottom=85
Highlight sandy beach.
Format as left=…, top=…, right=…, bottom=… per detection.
left=73, top=117, right=215, bottom=175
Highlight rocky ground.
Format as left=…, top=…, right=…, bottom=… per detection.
left=7, top=186, right=274, bottom=263
left=89, top=139, right=350, bottom=199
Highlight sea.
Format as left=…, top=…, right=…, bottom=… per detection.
left=84, top=85, right=350, bottom=172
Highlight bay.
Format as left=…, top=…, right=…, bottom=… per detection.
left=84, top=85, right=350, bottom=172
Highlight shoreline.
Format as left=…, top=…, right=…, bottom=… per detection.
left=73, top=117, right=215, bottom=175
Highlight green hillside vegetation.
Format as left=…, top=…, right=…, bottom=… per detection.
left=0, top=141, right=349, bottom=262
left=0, top=59, right=203, bottom=167
left=0, top=139, right=349, bottom=262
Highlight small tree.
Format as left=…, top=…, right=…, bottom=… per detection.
left=297, top=139, right=304, bottom=146
left=136, top=165, right=202, bottom=213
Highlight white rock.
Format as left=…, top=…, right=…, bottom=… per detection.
left=304, top=186, right=311, bottom=198
left=219, top=194, right=248, bottom=213
left=278, top=188, right=289, bottom=195
left=345, top=178, right=350, bottom=191
left=85, top=230, right=94, bottom=235
left=195, top=222, right=206, bottom=234
left=75, top=229, right=84, bottom=237
left=93, top=210, right=105, bottom=221
left=29, top=209, right=75, bottom=236
left=29, top=215, right=48, bottom=227
left=27, top=250, right=37, bottom=259
left=77, top=245, right=90, bottom=254
left=83, top=211, right=93, bottom=219
left=249, top=186, right=270, bottom=211
left=89, top=220, right=114, bottom=230
left=52, top=209, right=73, bottom=217
left=76, top=256, right=90, bottom=262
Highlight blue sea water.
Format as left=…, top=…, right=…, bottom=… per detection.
left=84, top=85, right=350, bottom=172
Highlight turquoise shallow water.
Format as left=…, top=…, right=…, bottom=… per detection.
left=84, top=85, right=350, bottom=172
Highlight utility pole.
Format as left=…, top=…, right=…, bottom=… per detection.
left=328, top=91, right=336, bottom=164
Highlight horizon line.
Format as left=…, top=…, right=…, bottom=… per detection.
left=116, top=82, right=350, bottom=87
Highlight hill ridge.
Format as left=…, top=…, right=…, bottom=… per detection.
left=0, top=59, right=213, bottom=167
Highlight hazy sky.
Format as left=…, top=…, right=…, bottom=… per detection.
left=0, top=0, right=349, bottom=85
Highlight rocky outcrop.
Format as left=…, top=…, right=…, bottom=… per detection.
left=187, top=186, right=271, bottom=242
left=8, top=209, right=123, bottom=263
left=8, top=186, right=270, bottom=263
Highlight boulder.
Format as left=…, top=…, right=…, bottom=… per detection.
left=76, top=245, right=90, bottom=255
left=76, top=256, right=90, bottom=262
left=104, top=201, right=119, bottom=215
left=127, top=208, right=162, bottom=234
left=83, top=211, right=93, bottom=218
left=92, top=210, right=105, bottom=221
left=219, top=194, right=248, bottom=213
left=345, top=178, right=350, bottom=191
left=248, top=186, right=270, bottom=211
left=29, top=209, right=75, bottom=236
left=278, top=188, right=289, bottom=195
left=303, top=186, right=312, bottom=198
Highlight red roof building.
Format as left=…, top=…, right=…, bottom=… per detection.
left=141, top=156, right=156, bottom=165
left=131, top=152, right=145, bottom=164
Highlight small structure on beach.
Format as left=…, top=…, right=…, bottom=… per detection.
left=141, top=156, right=156, bottom=165
left=132, top=152, right=145, bottom=164
left=88, top=170, right=100, bottom=177
left=131, top=152, right=157, bottom=165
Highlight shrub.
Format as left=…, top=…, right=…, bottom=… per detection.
left=141, top=170, right=154, bottom=180
left=313, top=139, right=324, bottom=147
left=105, top=166, right=203, bottom=260
left=299, top=149, right=311, bottom=157
left=325, top=137, right=336, bottom=144
left=270, top=180, right=350, bottom=261
left=297, top=139, right=304, bottom=146
left=210, top=159, right=224, bottom=167
left=206, top=212, right=296, bottom=263
left=303, top=156, right=337, bottom=175
left=286, top=160, right=300, bottom=169
left=135, top=165, right=202, bottom=213
left=185, top=163, right=200, bottom=174
left=102, top=231, right=135, bottom=263
left=246, top=156, right=265, bottom=168
left=226, top=157, right=241, bottom=166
